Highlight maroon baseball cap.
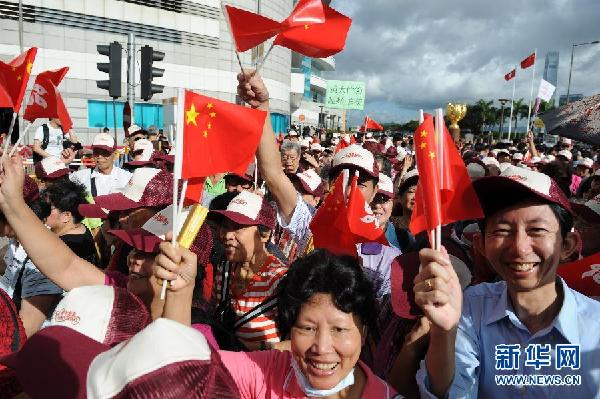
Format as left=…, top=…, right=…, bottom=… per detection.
left=34, top=156, right=70, bottom=180
left=0, top=288, right=26, bottom=397
left=78, top=203, right=109, bottom=219
left=473, top=165, right=573, bottom=217
left=210, top=190, right=276, bottom=230
left=0, top=319, right=240, bottom=399
left=94, top=168, right=174, bottom=211
left=23, top=175, right=39, bottom=203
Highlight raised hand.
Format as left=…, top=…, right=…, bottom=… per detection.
left=236, top=70, right=270, bottom=109
left=0, top=154, right=26, bottom=211
left=413, top=247, right=463, bottom=332
left=153, top=233, right=198, bottom=293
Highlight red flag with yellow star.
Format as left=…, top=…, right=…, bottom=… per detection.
left=273, top=3, right=352, bottom=58
left=309, top=173, right=357, bottom=256
left=410, top=115, right=483, bottom=235
left=181, top=90, right=266, bottom=179
left=0, top=47, right=37, bottom=113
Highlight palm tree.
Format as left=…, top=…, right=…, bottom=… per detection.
left=511, top=98, right=526, bottom=133
left=476, top=99, right=494, bottom=131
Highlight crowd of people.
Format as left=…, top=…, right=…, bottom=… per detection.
left=0, top=71, right=598, bottom=399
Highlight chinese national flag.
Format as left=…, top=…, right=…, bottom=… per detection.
left=344, top=174, right=388, bottom=245
left=184, top=177, right=206, bottom=206
left=309, top=173, right=357, bottom=256
left=504, top=69, right=516, bottom=81
left=334, top=137, right=348, bottom=153
left=24, top=67, right=73, bottom=132
left=273, top=4, right=352, bottom=58
left=224, top=0, right=325, bottom=53
left=181, top=90, right=266, bottom=179
left=520, top=52, right=536, bottom=69
left=409, top=115, right=484, bottom=235
left=0, top=47, right=37, bottom=112
left=361, top=116, right=384, bottom=132
left=224, top=5, right=282, bottom=52
left=349, top=134, right=356, bottom=144
left=557, top=252, right=600, bottom=298
left=0, top=84, right=12, bottom=109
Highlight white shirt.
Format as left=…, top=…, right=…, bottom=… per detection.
left=33, top=124, right=64, bottom=158
left=70, top=167, right=132, bottom=196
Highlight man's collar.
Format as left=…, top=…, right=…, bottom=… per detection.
left=92, top=167, right=115, bottom=177
left=483, top=278, right=581, bottom=344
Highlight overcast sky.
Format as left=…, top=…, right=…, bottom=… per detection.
left=330, top=0, right=600, bottom=125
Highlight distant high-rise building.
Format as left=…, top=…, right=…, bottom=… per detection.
left=543, top=52, right=559, bottom=105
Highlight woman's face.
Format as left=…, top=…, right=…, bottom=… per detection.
left=218, top=218, right=265, bottom=263
left=126, top=249, right=157, bottom=305
left=291, top=293, right=364, bottom=391
left=400, top=185, right=417, bottom=213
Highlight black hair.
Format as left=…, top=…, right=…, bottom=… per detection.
left=478, top=202, right=573, bottom=240
left=28, top=198, right=51, bottom=221
left=42, top=179, right=88, bottom=223
left=374, top=153, right=392, bottom=176
left=277, top=249, right=376, bottom=338
left=539, top=162, right=572, bottom=198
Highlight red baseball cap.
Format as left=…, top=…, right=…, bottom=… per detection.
left=34, top=156, right=69, bottom=180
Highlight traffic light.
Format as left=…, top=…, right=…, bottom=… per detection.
left=96, top=42, right=122, bottom=98
left=140, top=45, right=165, bottom=101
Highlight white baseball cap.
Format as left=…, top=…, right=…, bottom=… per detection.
left=481, top=157, right=500, bottom=168
left=557, top=150, right=573, bottom=160
left=512, top=153, right=524, bottom=160
left=331, top=144, right=379, bottom=178
left=91, top=133, right=116, bottom=152
left=577, top=157, right=594, bottom=169
left=377, top=173, right=394, bottom=198
left=295, top=168, right=324, bottom=197
left=128, top=124, right=142, bottom=136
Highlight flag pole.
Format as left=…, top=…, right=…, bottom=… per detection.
left=2, top=112, right=18, bottom=157
left=507, top=65, right=516, bottom=141
left=253, top=41, right=275, bottom=76
left=161, top=88, right=186, bottom=300
left=525, top=49, right=537, bottom=136
left=8, top=121, right=32, bottom=157
left=434, top=108, right=444, bottom=252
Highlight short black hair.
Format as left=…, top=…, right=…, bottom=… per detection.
left=277, top=249, right=376, bottom=338
left=478, top=202, right=573, bottom=240
left=42, top=179, right=89, bottom=223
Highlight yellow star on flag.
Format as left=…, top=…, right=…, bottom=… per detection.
left=26, top=62, right=33, bottom=74
left=304, top=24, right=310, bottom=30
left=186, top=104, right=200, bottom=126
left=209, top=112, right=216, bottom=118
left=203, top=130, right=208, bottom=138
left=421, top=130, right=428, bottom=138
left=420, top=142, right=427, bottom=149
left=16, top=75, right=22, bottom=81
left=429, top=151, right=436, bottom=159
left=207, top=122, right=212, bottom=129
left=207, top=103, right=214, bottom=109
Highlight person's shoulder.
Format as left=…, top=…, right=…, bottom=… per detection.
left=358, top=360, right=398, bottom=398
left=72, top=167, right=91, bottom=179
left=566, top=283, right=600, bottom=318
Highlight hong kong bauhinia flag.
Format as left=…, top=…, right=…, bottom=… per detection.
left=504, top=69, right=516, bottom=81
left=181, top=90, right=266, bottom=179
left=24, top=67, right=73, bottom=132
left=0, top=47, right=37, bottom=112
left=557, top=252, right=600, bottom=298
left=520, top=52, right=536, bottom=69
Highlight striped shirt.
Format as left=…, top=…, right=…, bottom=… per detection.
left=213, top=255, right=288, bottom=346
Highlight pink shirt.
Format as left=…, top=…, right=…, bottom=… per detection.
left=219, top=350, right=398, bottom=399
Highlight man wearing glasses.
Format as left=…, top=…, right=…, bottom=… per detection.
left=70, top=133, right=132, bottom=197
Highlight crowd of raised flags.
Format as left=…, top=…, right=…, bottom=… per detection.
left=0, top=0, right=600, bottom=398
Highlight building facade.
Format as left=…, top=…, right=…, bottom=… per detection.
left=543, top=51, right=559, bottom=106
left=290, top=51, right=344, bottom=133
left=0, top=0, right=293, bottom=145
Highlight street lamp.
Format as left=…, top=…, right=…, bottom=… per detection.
left=498, top=99, right=510, bottom=139
left=566, top=40, right=600, bottom=104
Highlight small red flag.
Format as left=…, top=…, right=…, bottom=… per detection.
left=520, top=52, right=535, bottom=69
left=349, top=134, right=356, bottom=144
left=309, top=173, right=357, bottom=256
left=24, top=67, right=73, bottom=132
left=504, top=69, right=516, bottom=81
left=278, top=132, right=284, bottom=142
left=224, top=5, right=283, bottom=52
left=0, top=47, right=37, bottom=112
left=273, top=4, right=352, bottom=58
left=181, top=90, right=266, bottom=179
left=344, top=174, right=389, bottom=245
left=184, top=177, right=206, bottom=206
left=361, top=116, right=384, bottom=132
left=334, top=137, right=348, bottom=153
left=224, top=0, right=326, bottom=53
left=557, top=252, right=600, bottom=297
left=410, top=116, right=484, bottom=235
